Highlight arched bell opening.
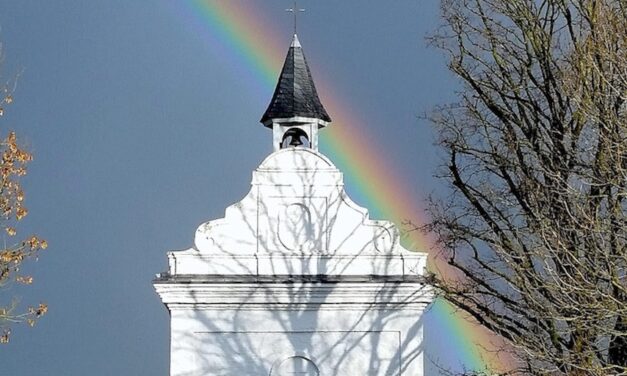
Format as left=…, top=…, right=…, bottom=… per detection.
left=280, top=128, right=310, bottom=149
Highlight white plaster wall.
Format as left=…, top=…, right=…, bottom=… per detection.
left=189, top=148, right=427, bottom=274
left=155, top=147, right=432, bottom=376
left=169, top=307, right=426, bottom=376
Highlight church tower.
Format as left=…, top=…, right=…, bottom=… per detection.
left=154, top=34, right=432, bottom=376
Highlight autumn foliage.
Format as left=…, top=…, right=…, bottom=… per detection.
left=0, top=90, right=47, bottom=344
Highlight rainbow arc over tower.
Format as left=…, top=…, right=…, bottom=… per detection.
left=172, top=0, right=514, bottom=373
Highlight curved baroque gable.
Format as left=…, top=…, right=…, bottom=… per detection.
left=194, top=148, right=399, bottom=256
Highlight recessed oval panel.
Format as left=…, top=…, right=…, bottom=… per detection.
left=278, top=203, right=313, bottom=251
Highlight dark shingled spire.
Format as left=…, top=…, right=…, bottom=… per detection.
left=261, top=35, right=331, bottom=127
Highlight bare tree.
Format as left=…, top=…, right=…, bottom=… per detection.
left=0, top=48, right=48, bottom=344
left=425, top=0, right=626, bottom=374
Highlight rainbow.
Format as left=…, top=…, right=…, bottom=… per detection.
left=170, top=0, right=512, bottom=373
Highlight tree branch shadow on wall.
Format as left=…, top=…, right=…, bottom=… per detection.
left=157, top=148, right=432, bottom=375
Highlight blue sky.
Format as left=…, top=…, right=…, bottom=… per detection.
left=0, top=1, right=463, bottom=374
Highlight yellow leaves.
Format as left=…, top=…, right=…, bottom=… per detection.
left=29, top=303, right=47, bottom=317
left=0, top=235, right=48, bottom=267
left=3, top=251, right=12, bottom=263
left=28, top=235, right=37, bottom=247
left=1, top=166, right=10, bottom=179
left=0, top=87, right=48, bottom=344
left=1, top=250, right=23, bottom=264
left=16, top=207, right=27, bottom=220
left=0, top=303, right=48, bottom=345
left=27, top=235, right=43, bottom=249
left=0, top=132, right=32, bottom=225
left=16, top=275, right=33, bottom=284
left=36, top=303, right=47, bottom=316
left=2, top=151, right=12, bottom=164
left=0, top=305, right=48, bottom=344
left=20, top=152, right=32, bottom=162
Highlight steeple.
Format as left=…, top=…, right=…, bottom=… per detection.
left=261, top=34, right=331, bottom=151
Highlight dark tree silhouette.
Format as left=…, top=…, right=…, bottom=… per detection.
left=426, top=0, right=626, bottom=374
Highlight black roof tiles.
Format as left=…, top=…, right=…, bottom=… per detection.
left=261, top=35, right=331, bottom=126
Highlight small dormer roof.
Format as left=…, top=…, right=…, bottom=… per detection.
left=260, top=34, right=331, bottom=127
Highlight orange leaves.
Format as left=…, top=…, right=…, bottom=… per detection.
left=0, top=131, right=32, bottom=229
left=0, top=130, right=44, bottom=252
left=0, top=71, right=48, bottom=345
left=0, top=127, right=48, bottom=343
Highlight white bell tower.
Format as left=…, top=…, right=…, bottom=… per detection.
left=154, top=33, right=432, bottom=376
left=261, top=34, right=330, bottom=152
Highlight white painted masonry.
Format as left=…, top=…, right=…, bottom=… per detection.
left=154, top=146, right=432, bottom=375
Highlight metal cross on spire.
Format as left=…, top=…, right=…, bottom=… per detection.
left=286, top=1, right=305, bottom=35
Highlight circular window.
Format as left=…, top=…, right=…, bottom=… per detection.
left=271, top=356, right=319, bottom=376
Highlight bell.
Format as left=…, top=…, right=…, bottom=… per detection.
left=288, top=135, right=303, bottom=147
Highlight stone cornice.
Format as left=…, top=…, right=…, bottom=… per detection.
left=154, top=279, right=432, bottom=311
left=166, top=252, right=428, bottom=276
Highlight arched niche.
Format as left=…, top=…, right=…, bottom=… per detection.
left=270, top=356, right=319, bottom=376
left=280, top=128, right=310, bottom=149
